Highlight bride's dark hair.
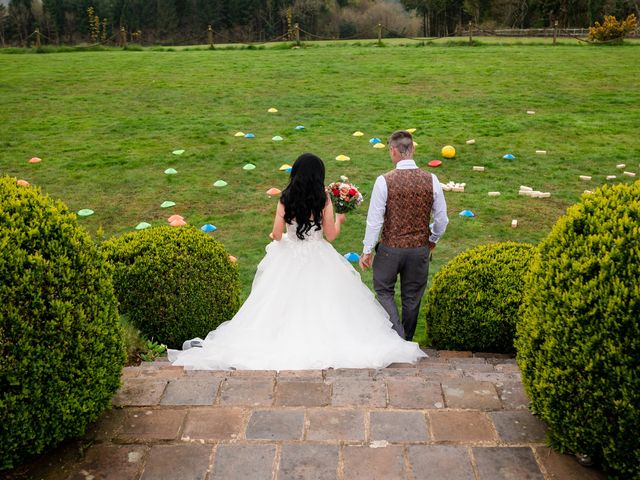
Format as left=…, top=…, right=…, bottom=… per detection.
left=281, top=153, right=327, bottom=240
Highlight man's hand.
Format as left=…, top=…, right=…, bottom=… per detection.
left=359, top=253, right=373, bottom=271
left=428, top=241, right=437, bottom=251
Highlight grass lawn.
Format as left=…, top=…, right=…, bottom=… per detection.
left=1, top=40, right=639, bottom=346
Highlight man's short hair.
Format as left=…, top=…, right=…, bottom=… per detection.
left=388, top=130, right=414, bottom=156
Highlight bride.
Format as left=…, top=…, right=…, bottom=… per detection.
left=168, top=153, right=426, bottom=370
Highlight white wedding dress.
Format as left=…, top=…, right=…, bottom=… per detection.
left=168, top=222, right=426, bottom=370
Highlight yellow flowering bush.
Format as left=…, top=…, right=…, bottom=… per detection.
left=588, top=14, right=637, bottom=42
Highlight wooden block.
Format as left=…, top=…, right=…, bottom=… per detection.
left=472, top=166, right=485, bottom=172
left=511, top=219, right=518, bottom=228
left=623, top=171, right=636, bottom=177
left=616, top=164, right=626, bottom=169
left=579, top=175, right=592, bottom=181
left=466, top=139, right=476, bottom=145
left=452, top=187, right=465, bottom=192
left=535, top=150, right=547, bottom=154
left=606, top=175, right=617, bottom=180
left=487, top=192, right=501, bottom=197
left=519, top=186, right=533, bottom=191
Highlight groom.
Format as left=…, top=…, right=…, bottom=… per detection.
left=359, top=130, right=448, bottom=340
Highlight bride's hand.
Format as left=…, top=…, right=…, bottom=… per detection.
left=336, top=213, right=346, bottom=224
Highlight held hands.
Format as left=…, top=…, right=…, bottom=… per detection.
left=359, top=253, right=373, bottom=271
left=336, top=213, right=346, bottom=225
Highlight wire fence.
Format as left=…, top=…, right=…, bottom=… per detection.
left=6, top=22, right=640, bottom=50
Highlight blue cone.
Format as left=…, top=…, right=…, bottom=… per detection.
left=459, top=210, right=475, bottom=217
left=244, top=133, right=255, bottom=139
left=286, top=167, right=292, bottom=173
left=369, top=137, right=382, bottom=145
left=201, top=223, right=217, bottom=232
left=295, top=125, right=305, bottom=130
left=344, top=252, right=360, bottom=263
left=503, top=153, right=516, bottom=160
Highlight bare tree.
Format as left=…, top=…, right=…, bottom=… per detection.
left=64, top=10, right=74, bottom=43
left=10, top=1, right=32, bottom=46
left=0, top=5, right=8, bottom=47
left=31, top=0, right=43, bottom=23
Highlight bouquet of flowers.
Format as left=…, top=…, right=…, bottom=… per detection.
left=326, top=176, right=364, bottom=214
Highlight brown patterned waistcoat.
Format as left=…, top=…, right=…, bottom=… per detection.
left=381, top=168, right=434, bottom=248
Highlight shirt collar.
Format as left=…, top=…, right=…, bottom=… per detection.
left=395, top=159, right=418, bottom=169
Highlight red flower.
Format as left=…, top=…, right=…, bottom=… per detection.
left=348, top=188, right=357, bottom=196
left=332, top=188, right=340, bottom=197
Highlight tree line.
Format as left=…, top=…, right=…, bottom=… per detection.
left=1, top=0, right=638, bottom=47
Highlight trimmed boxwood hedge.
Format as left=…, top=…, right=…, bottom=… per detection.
left=516, top=182, right=640, bottom=478
left=425, top=242, right=535, bottom=353
left=103, top=226, right=241, bottom=348
left=0, top=176, right=125, bottom=470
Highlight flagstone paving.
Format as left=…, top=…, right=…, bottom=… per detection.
left=7, top=350, right=608, bottom=480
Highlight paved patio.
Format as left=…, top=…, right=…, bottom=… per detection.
left=9, top=350, right=607, bottom=479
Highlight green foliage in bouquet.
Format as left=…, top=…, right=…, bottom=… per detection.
left=0, top=176, right=125, bottom=470
left=103, top=226, right=241, bottom=348
left=516, top=182, right=640, bottom=478
left=139, top=339, right=167, bottom=362
left=425, top=242, right=535, bottom=353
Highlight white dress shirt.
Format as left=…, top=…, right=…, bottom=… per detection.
left=362, top=159, right=449, bottom=254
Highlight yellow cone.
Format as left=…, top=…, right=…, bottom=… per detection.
left=406, top=128, right=417, bottom=133
left=441, top=145, right=456, bottom=158
left=352, top=131, right=364, bottom=137
left=268, top=107, right=278, bottom=113
left=279, top=164, right=292, bottom=171
left=335, top=155, right=350, bottom=161
left=234, top=132, right=245, bottom=137
left=373, top=143, right=386, bottom=149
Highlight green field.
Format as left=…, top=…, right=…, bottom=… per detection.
left=1, top=41, right=639, bottom=345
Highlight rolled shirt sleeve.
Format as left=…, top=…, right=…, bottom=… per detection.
left=362, top=175, right=387, bottom=254
left=429, top=173, right=448, bottom=243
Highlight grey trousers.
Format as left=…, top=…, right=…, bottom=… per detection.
left=372, top=243, right=431, bottom=341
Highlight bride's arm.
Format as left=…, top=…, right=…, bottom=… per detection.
left=270, top=201, right=286, bottom=241
left=322, top=195, right=346, bottom=242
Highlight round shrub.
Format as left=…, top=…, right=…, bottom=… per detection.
left=103, top=226, right=241, bottom=348
left=516, top=182, right=640, bottom=478
left=0, top=176, right=125, bottom=470
left=425, top=242, right=535, bottom=353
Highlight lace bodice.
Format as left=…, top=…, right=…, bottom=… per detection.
left=286, top=221, right=323, bottom=242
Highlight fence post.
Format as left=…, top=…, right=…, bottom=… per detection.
left=120, top=26, right=127, bottom=48
left=553, top=21, right=558, bottom=45
left=208, top=25, right=214, bottom=48
left=468, top=21, right=472, bottom=43
left=35, top=28, right=41, bottom=48
left=377, top=23, right=382, bottom=46
left=294, top=23, right=300, bottom=46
